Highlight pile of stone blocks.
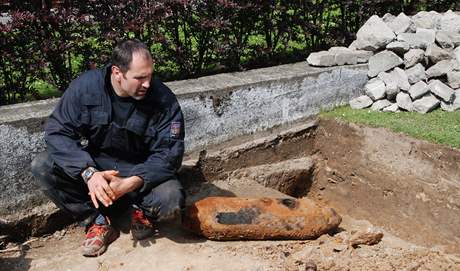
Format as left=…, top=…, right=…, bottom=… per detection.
left=307, top=10, right=460, bottom=113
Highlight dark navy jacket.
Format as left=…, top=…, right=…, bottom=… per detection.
left=45, top=66, right=185, bottom=192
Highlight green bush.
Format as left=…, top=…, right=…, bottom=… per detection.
left=0, top=0, right=458, bottom=105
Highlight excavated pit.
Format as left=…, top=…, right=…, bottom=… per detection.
left=181, top=118, right=460, bottom=254
left=2, top=117, right=460, bottom=271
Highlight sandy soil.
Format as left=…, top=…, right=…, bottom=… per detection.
left=1, top=214, right=458, bottom=271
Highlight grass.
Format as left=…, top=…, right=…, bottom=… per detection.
left=320, top=106, right=460, bottom=150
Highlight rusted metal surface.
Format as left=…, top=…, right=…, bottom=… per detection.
left=182, top=197, right=342, bottom=240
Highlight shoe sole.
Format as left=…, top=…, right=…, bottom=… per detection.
left=131, top=227, right=155, bottom=240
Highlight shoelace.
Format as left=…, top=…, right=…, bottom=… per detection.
left=86, top=224, right=108, bottom=238
left=132, top=209, right=151, bottom=226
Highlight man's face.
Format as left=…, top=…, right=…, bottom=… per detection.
left=113, top=52, right=153, bottom=100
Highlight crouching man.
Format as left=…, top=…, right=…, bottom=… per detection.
left=31, top=39, right=185, bottom=257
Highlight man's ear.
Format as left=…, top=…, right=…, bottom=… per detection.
left=111, top=65, right=122, bottom=81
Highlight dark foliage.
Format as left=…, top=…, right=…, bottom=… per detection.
left=0, top=0, right=457, bottom=105
left=0, top=11, right=44, bottom=105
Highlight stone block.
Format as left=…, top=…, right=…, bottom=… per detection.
left=377, top=71, right=392, bottom=82
left=396, top=92, right=414, bottom=111
left=354, top=50, right=374, bottom=63
left=397, top=33, right=426, bottom=49
left=454, top=47, right=460, bottom=67
left=350, top=95, right=373, bottom=109
left=397, top=28, right=436, bottom=49
left=425, top=43, right=452, bottom=63
left=455, top=62, right=460, bottom=71
left=328, top=46, right=351, bottom=53
left=406, top=63, right=427, bottom=84
left=348, top=40, right=358, bottom=50
left=413, top=94, right=440, bottom=113
left=437, top=31, right=460, bottom=47
left=409, top=81, right=429, bottom=100
left=441, top=101, right=460, bottom=112
left=382, top=103, right=399, bottom=112
left=387, top=13, right=416, bottom=35
left=349, top=228, right=384, bottom=247
left=440, top=90, right=460, bottom=111
left=0, top=14, right=12, bottom=25
left=378, top=71, right=400, bottom=100
left=439, top=10, right=460, bottom=33
left=335, top=52, right=358, bottom=66
left=307, top=51, right=336, bottom=67
left=412, top=11, right=441, bottom=29
left=354, top=15, right=396, bottom=51
left=328, top=47, right=372, bottom=64
left=416, top=28, right=437, bottom=44
left=428, top=79, right=455, bottom=102
left=426, top=59, right=455, bottom=78
left=382, top=13, right=396, bottom=24
left=182, top=197, right=342, bottom=240
left=450, top=34, right=460, bottom=47
left=371, top=99, right=392, bottom=111
left=447, top=71, right=460, bottom=89
left=436, top=31, right=454, bottom=49
left=386, top=41, right=410, bottom=55
left=404, top=49, right=425, bottom=68
left=365, top=78, right=386, bottom=100
left=392, top=67, right=411, bottom=91
left=368, top=50, right=403, bottom=77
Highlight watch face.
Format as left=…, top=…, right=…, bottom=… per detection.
left=83, top=170, right=91, bottom=179
left=83, top=167, right=96, bottom=182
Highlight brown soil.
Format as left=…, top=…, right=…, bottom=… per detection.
left=312, top=119, right=460, bottom=254
left=2, top=118, right=459, bottom=271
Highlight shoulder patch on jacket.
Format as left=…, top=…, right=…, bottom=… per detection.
left=170, top=122, right=181, bottom=138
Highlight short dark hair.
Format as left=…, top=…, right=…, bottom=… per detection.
left=111, top=39, right=152, bottom=73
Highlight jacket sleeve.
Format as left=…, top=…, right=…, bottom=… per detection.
left=129, top=100, right=185, bottom=192
left=45, top=83, right=97, bottom=180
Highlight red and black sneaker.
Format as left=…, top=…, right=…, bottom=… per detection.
left=82, top=223, right=119, bottom=257
left=131, top=208, right=156, bottom=240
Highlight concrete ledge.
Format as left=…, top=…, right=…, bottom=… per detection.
left=178, top=63, right=367, bottom=149
left=0, top=62, right=368, bottom=236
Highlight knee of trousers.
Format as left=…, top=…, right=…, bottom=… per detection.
left=30, top=152, right=94, bottom=221
left=140, top=180, right=185, bottom=221
left=31, top=151, right=55, bottom=189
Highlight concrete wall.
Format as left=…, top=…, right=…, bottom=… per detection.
left=0, top=62, right=368, bottom=225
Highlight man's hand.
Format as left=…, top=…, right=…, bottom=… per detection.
left=105, top=175, right=144, bottom=201
left=87, top=170, right=119, bottom=208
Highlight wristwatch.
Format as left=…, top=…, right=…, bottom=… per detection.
left=81, top=167, right=98, bottom=184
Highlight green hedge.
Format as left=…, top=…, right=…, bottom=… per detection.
left=0, top=0, right=458, bottom=105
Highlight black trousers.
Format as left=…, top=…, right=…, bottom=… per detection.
left=31, top=151, right=185, bottom=227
